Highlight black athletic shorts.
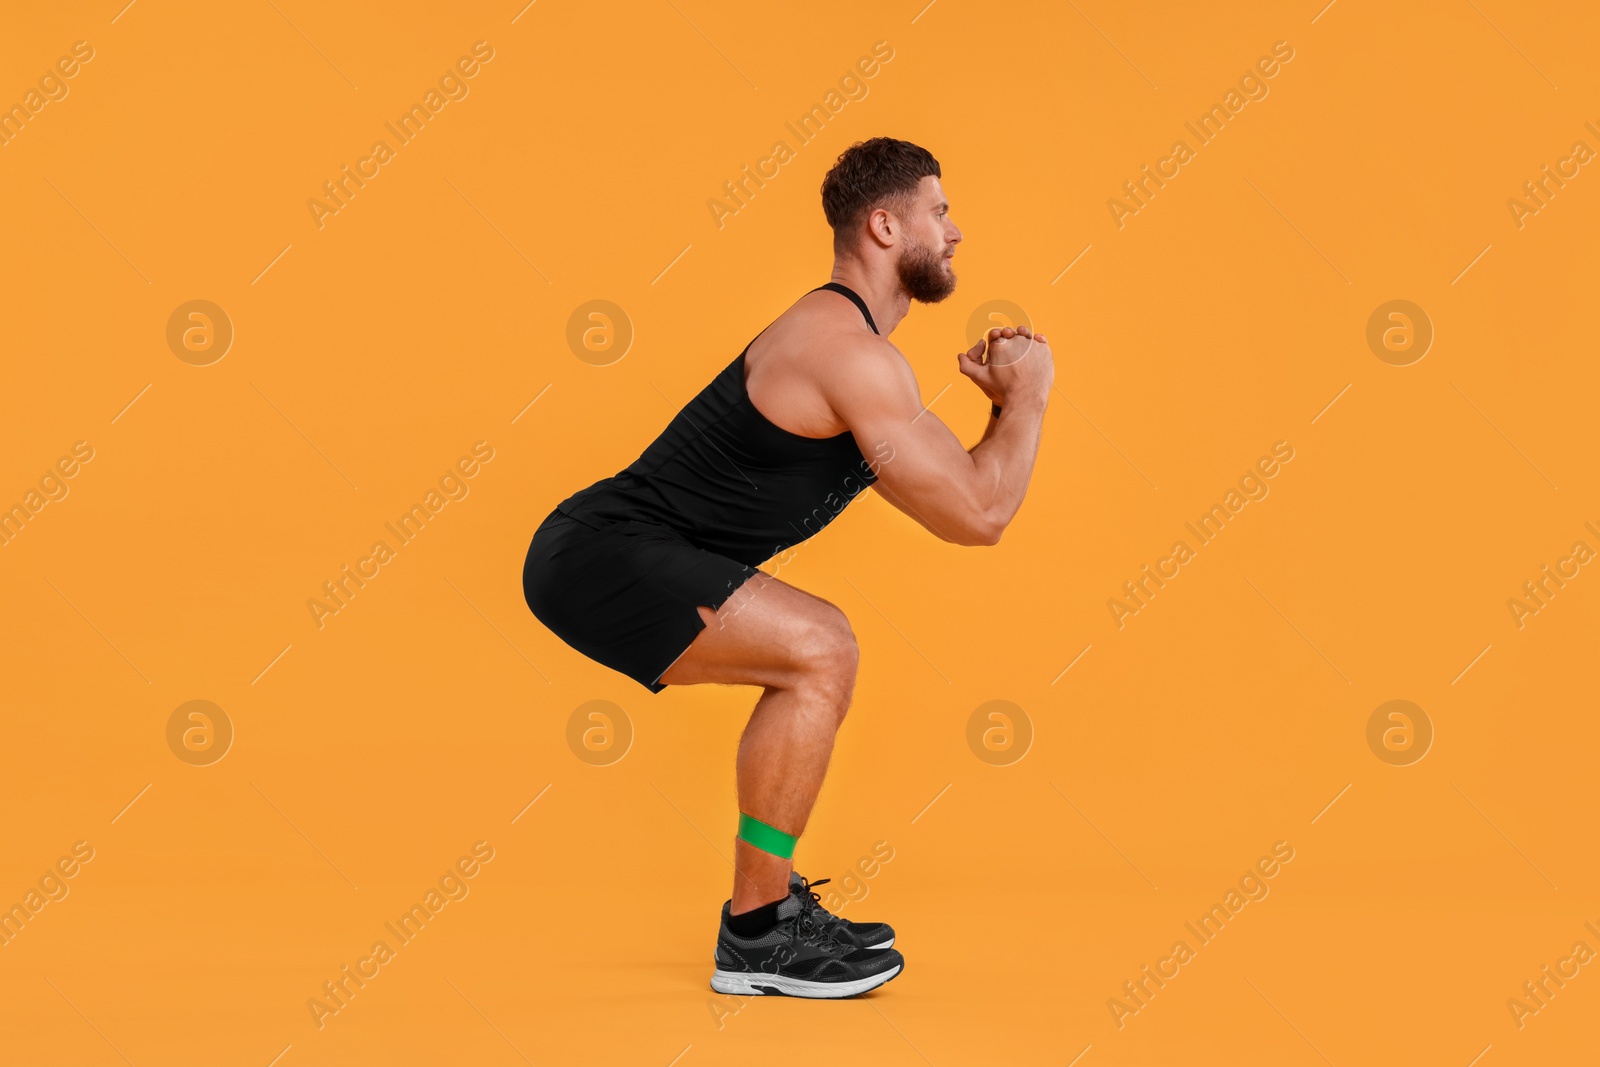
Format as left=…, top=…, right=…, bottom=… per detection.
left=521, top=508, right=760, bottom=693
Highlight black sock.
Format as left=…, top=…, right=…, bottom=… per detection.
left=726, top=897, right=784, bottom=938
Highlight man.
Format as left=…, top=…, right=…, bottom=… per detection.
left=523, top=137, right=1052, bottom=998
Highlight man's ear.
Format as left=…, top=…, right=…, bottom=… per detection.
left=867, top=207, right=896, bottom=248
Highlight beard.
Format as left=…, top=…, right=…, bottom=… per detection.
left=897, top=238, right=957, bottom=304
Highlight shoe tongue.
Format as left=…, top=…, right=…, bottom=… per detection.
left=788, top=871, right=803, bottom=888
left=776, top=894, right=803, bottom=920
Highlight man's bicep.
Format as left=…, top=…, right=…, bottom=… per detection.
left=860, top=414, right=983, bottom=528
left=825, top=342, right=925, bottom=433
left=829, top=351, right=984, bottom=540
left=830, top=349, right=969, bottom=484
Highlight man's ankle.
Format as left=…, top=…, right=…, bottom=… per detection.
left=726, top=895, right=787, bottom=938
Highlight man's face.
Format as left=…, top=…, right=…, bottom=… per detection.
left=895, top=175, right=961, bottom=304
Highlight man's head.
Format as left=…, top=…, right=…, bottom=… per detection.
left=821, top=137, right=960, bottom=303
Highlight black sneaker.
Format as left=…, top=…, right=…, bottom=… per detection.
left=711, top=893, right=904, bottom=998
left=790, top=872, right=896, bottom=949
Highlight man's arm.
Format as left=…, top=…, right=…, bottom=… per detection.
left=825, top=326, right=1053, bottom=546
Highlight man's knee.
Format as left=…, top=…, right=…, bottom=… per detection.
left=791, top=605, right=858, bottom=695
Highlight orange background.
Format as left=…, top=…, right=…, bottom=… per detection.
left=2, top=1, right=1597, bottom=1064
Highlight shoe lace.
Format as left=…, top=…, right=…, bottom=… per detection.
left=796, top=875, right=833, bottom=909
left=787, top=904, right=849, bottom=955
left=795, top=876, right=847, bottom=926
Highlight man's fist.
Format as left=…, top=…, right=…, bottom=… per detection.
left=957, top=324, right=1054, bottom=407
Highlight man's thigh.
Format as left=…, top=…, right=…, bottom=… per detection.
left=657, top=573, right=846, bottom=690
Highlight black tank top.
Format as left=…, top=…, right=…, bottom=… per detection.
left=554, top=283, right=883, bottom=567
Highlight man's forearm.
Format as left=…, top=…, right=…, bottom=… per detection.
left=966, top=392, right=1048, bottom=540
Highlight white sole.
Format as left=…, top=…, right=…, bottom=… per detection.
left=868, top=936, right=894, bottom=949
left=710, top=963, right=901, bottom=999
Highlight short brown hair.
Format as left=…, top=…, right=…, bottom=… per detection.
left=821, top=137, right=941, bottom=252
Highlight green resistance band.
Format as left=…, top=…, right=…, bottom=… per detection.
left=737, top=812, right=797, bottom=859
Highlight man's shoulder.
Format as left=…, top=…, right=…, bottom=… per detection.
left=770, top=297, right=903, bottom=371
left=754, top=290, right=919, bottom=423
left=790, top=319, right=902, bottom=379
left=811, top=330, right=919, bottom=421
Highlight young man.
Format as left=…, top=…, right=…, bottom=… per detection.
left=523, top=137, right=1052, bottom=997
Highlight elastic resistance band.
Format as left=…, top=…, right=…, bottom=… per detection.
left=738, top=812, right=797, bottom=859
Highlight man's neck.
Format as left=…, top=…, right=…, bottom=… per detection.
left=828, top=261, right=911, bottom=336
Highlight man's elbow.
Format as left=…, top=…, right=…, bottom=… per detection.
left=953, top=515, right=1004, bottom=547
